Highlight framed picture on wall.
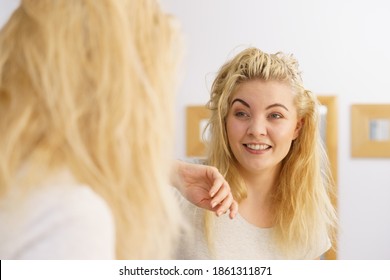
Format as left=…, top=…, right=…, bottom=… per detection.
left=351, top=104, right=390, bottom=157
left=186, top=105, right=210, bottom=158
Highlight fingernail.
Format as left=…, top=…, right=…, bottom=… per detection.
left=211, top=202, right=217, bottom=208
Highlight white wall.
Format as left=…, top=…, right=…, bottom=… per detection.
left=160, top=0, right=390, bottom=259
left=1, top=0, right=389, bottom=259
left=0, top=0, right=19, bottom=27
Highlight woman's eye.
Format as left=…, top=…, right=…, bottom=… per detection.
left=269, top=113, right=283, bottom=119
left=235, top=111, right=249, bottom=118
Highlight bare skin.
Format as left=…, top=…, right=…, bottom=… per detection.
left=171, top=160, right=238, bottom=219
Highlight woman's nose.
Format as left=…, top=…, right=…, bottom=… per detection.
left=247, top=117, right=267, bottom=136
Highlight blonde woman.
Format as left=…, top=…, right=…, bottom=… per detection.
left=0, top=0, right=237, bottom=260
left=176, top=47, right=337, bottom=259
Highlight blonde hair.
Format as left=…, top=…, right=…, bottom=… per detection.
left=0, top=0, right=182, bottom=259
left=205, top=47, right=337, bottom=257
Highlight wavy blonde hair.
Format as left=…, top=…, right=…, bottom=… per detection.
left=0, top=0, right=182, bottom=259
left=205, top=47, right=337, bottom=257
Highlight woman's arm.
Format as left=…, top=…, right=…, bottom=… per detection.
left=170, top=160, right=238, bottom=219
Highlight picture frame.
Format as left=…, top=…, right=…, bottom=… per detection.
left=186, top=105, right=210, bottom=157
left=317, top=95, right=338, bottom=260
left=351, top=104, right=390, bottom=157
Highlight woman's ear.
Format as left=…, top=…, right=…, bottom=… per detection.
left=293, top=118, right=303, bottom=140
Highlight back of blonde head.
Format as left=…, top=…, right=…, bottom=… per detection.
left=0, top=0, right=182, bottom=259
left=206, top=47, right=337, bottom=257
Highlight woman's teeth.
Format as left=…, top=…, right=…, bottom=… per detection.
left=246, top=144, right=270, bottom=150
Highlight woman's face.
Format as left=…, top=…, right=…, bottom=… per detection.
left=226, top=79, right=302, bottom=176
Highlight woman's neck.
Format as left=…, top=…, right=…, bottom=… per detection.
left=237, top=164, right=281, bottom=228
left=240, top=164, right=281, bottom=198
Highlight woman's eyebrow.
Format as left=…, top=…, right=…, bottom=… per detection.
left=266, top=103, right=289, bottom=111
left=231, top=99, right=289, bottom=112
left=231, top=98, right=250, bottom=108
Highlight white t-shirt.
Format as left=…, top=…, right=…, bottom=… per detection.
left=0, top=171, right=115, bottom=259
left=175, top=191, right=330, bottom=260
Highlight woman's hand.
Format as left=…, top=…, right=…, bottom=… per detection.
left=171, top=160, right=238, bottom=219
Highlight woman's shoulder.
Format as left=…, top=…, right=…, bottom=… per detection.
left=29, top=171, right=113, bottom=224
left=0, top=171, right=115, bottom=259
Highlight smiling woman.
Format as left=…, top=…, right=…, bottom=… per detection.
left=226, top=80, right=302, bottom=182
left=184, top=96, right=339, bottom=259
left=177, top=47, right=337, bottom=260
